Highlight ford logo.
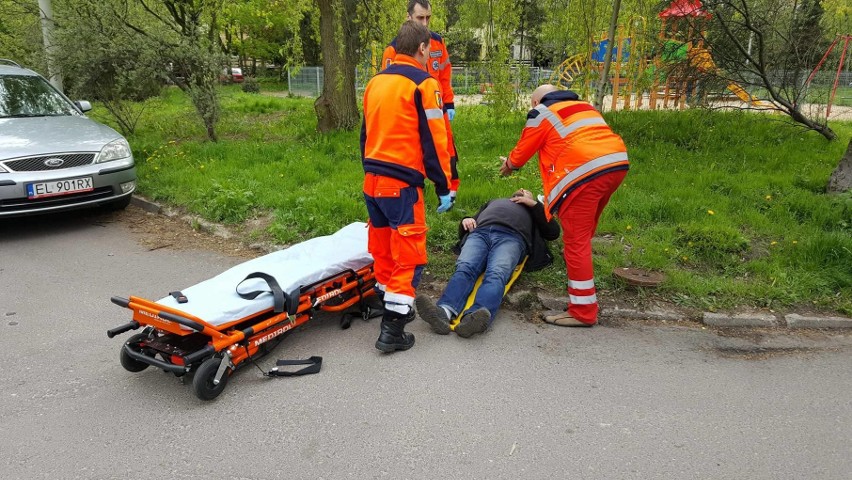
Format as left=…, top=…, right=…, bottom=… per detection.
left=44, top=158, right=65, bottom=167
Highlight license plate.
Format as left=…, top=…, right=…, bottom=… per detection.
left=27, top=177, right=94, bottom=199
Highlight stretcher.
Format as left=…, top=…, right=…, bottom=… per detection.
left=449, top=256, right=528, bottom=330
left=107, top=222, right=380, bottom=400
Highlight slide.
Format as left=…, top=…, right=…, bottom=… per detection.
left=725, top=82, right=769, bottom=107
left=690, top=47, right=771, bottom=108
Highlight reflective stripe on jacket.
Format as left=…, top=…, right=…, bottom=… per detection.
left=361, top=54, right=452, bottom=196
left=507, top=90, right=629, bottom=217
left=381, top=31, right=454, bottom=110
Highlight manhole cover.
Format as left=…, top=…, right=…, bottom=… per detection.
left=613, top=267, right=666, bottom=287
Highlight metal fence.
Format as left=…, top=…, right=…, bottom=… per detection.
left=286, top=65, right=556, bottom=98
left=286, top=65, right=850, bottom=111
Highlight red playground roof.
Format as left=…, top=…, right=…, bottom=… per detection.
left=659, top=0, right=711, bottom=18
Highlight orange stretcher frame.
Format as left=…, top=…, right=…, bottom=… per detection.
left=107, top=264, right=377, bottom=400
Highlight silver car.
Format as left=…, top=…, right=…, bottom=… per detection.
left=0, top=59, right=136, bottom=218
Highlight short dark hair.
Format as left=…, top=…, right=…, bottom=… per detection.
left=407, top=0, right=430, bottom=15
left=395, top=20, right=430, bottom=57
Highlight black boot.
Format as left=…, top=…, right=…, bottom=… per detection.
left=375, top=309, right=416, bottom=353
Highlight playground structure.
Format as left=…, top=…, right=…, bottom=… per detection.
left=549, top=0, right=770, bottom=111
left=648, top=0, right=771, bottom=110
left=801, top=34, right=852, bottom=120
left=549, top=16, right=651, bottom=111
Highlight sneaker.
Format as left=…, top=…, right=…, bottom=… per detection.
left=455, top=308, right=490, bottom=338
left=415, top=295, right=451, bottom=335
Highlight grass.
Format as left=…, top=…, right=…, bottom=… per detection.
left=90, top=84, right=852, bottom=315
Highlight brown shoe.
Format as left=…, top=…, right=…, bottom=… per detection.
left=543, top=310, right=595, bottom=327
left=455, top=308, right=490, bottom=338
left=415, top=295, right=451, bottom=335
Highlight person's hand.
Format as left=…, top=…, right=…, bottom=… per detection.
left=461, top=218, right=477, bottom=231
left=447, top=109, right=456, bottom=122
left=510, top=189, right=538, bottom=207
left=436, top=194, right=453, bottom=213
left=499, top=156, right=515, bottom=176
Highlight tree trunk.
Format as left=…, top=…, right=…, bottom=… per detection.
left=594, top=0, right=622, bottom=111
left=314, top=0, right=359, bottom=133
left=827, top=138, right=852, bottom=193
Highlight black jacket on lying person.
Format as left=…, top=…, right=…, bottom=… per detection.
left=454, top=198, right=561, bottom=272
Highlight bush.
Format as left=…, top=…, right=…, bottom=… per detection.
left=242, top=77, right=260, bottom=94
left=198, top=181, right=256, bottom=223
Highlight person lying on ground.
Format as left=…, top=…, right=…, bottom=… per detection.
left=415, top=188, right=560, bottom=338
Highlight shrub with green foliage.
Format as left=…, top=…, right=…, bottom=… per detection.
left=242, top=77, right=260, bottom=94
left=198, top=181, right=256, bottom=223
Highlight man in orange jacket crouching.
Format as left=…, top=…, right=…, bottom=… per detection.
left=500, top=85, right=629, bottom=327
left=362, top=20, right=453, bottom=352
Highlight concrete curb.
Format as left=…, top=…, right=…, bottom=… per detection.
left=130, top=195, right=277, bottom=251
left=130, top=195, right=161, bottom=214
left=514, top=289, right=852, bottom=330
left=786, top=314, right=852, bottom=329
left=129, top=195, right=852, bottom=330
left=703, top=312, right=780, bottom=328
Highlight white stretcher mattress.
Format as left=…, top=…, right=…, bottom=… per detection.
left=155, top=222, right=373, bottom=326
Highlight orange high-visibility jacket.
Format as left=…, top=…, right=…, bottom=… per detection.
left=382, top=31, right=455, bottom=110
left=507, top=90, right=629, bottom=217
left=361, top=54, right=452, bottom=196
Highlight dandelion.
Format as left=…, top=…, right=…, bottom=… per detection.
left=770, top=241, right=777, bottom=246
left=765, top=195, right=772, bottom=201
left=792, top=240, right=798, bottom=245
left=199, top=165, right=205, bottom=170
left=626, top=225, right=632, bottom=231
left=707, top=210, right=715, bottom=215
left=681, top=256, right=689, bottom=261
left=664, top=248, right=669, bottom=252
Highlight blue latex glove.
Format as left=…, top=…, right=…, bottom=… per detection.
left=447, top=108, right=456, bottom=122
left=436, top=194, right=453, bottom=213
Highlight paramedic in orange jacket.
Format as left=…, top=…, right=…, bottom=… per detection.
left=363, top=20, right=453, bottom=352
left=500, top=85, right=629, bottom=327
left=382, top=0, right=460, bottom=203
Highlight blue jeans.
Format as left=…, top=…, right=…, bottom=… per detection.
left=438, top=225, right=527, bottom=323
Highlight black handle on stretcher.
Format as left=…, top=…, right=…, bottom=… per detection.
left=111, top=296, right=131, bottom=309
left=183, top=345, right=216, bottom=366
left=107, top=321, right=140, bottom=338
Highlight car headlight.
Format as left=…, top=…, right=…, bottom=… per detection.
left=96, top=138, right=132, bottom=163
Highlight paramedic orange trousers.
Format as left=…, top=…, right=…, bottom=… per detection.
left=556, top=170, right=627, bottom=324
left=363, top=173, right=428, bottom=307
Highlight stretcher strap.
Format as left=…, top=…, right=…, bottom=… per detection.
left=267, top=356, right=323, bottom=377
left=169, top=291, right=188, bottom=304
left=236, top=272, right=286, bottom=313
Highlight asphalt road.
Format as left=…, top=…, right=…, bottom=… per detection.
left=1, top=207, right=850, bottom=479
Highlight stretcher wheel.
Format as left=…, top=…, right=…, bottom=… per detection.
left=192, top=357, right=231, bottom=401
left=120, top=333, right=151, bottom=372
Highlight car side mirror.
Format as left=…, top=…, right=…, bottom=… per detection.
left=75, top=100, right=92, bottom=113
